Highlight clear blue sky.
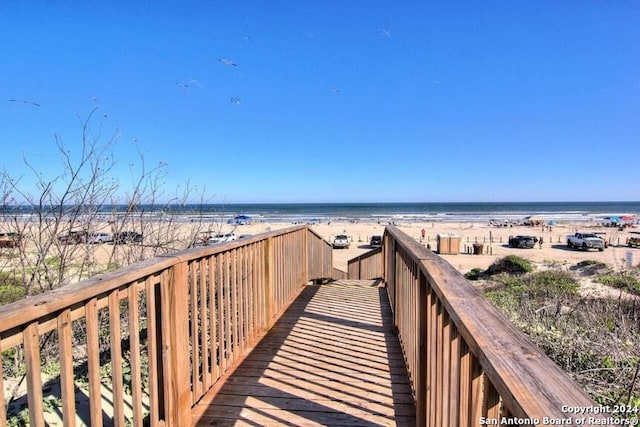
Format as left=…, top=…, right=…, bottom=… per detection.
left=2, top=1, right=639, bottom=203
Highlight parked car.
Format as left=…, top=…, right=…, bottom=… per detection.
left=594, top=232, right=609, bottom=248
left=113, top=231, right=143, bottom=244
left=567, top=232, right=605, bottom=251
left=208, top=232, right=237, bottom=244
left=370, top=235, right=382, bottom=248
left=0, top=232, right=21, bottom=248
left=627, top=232, right=640, bottom=248
left=58, top=230, right=88, bottom=244
left=508, top=235, right=537, bottom=249
left=87, top=232, right=113, bottom=244
left=333, top=234, right=350, bottom=249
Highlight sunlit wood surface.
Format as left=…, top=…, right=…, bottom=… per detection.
left=192, top=280, right=416, bottom=426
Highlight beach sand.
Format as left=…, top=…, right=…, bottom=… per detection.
left=226, top=220, right=639, bottom=273
left=22, top=218, right=637, bottom=279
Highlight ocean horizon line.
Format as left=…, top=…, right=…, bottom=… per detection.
left=3, top=201, right=638, bottom=225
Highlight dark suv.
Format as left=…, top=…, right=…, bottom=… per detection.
left=508, top=235, right=537, bottom=249
left=370, top=235, right=382, bottom=248
left=114, top=231, right=143, bottom=244
left=58, top=230, right=88, bottom=244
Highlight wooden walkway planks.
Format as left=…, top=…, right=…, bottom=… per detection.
left=192, top=279, right=416, bottom=426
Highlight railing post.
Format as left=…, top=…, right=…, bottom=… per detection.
left=163, top=260, right=191, bottom=426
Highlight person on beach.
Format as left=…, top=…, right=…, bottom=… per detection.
left=539, top=236, right=543, bottom=249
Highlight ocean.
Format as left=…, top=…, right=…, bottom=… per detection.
left=4, top=201, right=639, bottom=224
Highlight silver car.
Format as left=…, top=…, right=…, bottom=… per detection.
left=333, top=234, right=350, bottom=249
left=87, top=232, right=113, bottom=244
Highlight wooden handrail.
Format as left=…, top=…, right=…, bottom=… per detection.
left=0, top=225, right=331, bottom=426
left=382, top=225, right=611, bottom=426
left=347, top=245, right=383, bottom=279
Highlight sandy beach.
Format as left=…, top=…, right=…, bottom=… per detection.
left=217, top=219, right=639, bottom=274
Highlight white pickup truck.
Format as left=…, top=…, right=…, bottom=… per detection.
left=566, top=232, right=605, bottom=251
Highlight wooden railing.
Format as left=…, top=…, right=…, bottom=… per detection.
left=381, top=225, right=610, bottom=426
left=0, top=225, right=332, bottom=426
left=347, top=246, right=383, bottom=279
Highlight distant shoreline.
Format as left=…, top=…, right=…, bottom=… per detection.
left=2, top=201, right=638, bottom=225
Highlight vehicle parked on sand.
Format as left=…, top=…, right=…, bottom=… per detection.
left=194, top=231, right=237, bottom=246
left=208, top=233, right=237, bottom=244
left=87, top=232, right=113, bottom=244
left=113, top=231, right=143, bottom=244
left=567, top=232, right=605, bottom=251
left=508, top=235, right=537, bottom=249
left=0, top=232, right=21, bottom=248
left=370, top=235, right=382, bottom=248
left=333, top=234, right=350, bottom=249
left=627, top=232, right=640, bottom=248
left=58, top=230, right=88, bottom=244
left=593, top=232, right=609, bottom=248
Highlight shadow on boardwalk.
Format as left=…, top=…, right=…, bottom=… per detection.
left=192, top=279, right=416, bottom=426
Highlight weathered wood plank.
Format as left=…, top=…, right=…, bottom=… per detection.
left=57, top=309, right=76, bottom=427
left=109, top=290, right=124, bottom=425
left=24, top=323, right=44, bottom=427
left=128, top=285, right=144, bottom=427
left=192, top=281, right=415, bottom=426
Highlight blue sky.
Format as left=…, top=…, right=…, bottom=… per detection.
left=2, top=1, right=639, bottom=203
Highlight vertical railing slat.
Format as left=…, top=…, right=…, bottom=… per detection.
left=0, top=339, right=6, bottom=426
left=145, top=277, right=161, bottom=426
left=217, top=254, right=226, bottom=372
left=470, top=354, right=484, bottom=423
left=200, top=258, right=210, bottom=391
left=109, top=290, right=125, bottom=425
left=58, top=309, right=76, bottom=427
left=24, top=322, right=44, bottom=427
left=239, top=247, right=247, bottom=355
left=189, top=261, right=200, bottom=402
left=208, top=256, right=219, bottom=383
left=448, top=327, right=461, bottom=426
left=86, top=298, right=103, bottom=427
left=458, top=341, right=471, bottom=426
left=231, top=249, right=238, bottom=364
left=163, top=261, right=190, bottom=427
left=224, top=252, right=234, bottom=371
left=441, top=310, right=452, bottom=427
left=128, top=285, right=144, bottom=427
left=483, top=377, right=501, bottom=420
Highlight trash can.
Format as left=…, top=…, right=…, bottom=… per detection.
left=472, top=243, right=484, bottom=255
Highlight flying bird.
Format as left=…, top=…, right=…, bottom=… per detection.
left=330, top=88, right=340, bottom=94
left=219, top=58, right=238, bottom=67
left=379, top=28, right=391, bottom=38
left=9, top=99, right=40, bottom=106
left=177, top=79, right=203, bottom=93
left=230, top=97, right=241, bottom=104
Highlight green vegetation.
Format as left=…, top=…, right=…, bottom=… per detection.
left=485, top=255, right=534, bottom=276
left=464, top=267, right=485, bottom=280
left=465, top=255, right=534, bottom=281
left=596, top=272, right=640, bottom=295
left=478, top=259, right=640, bottom=419
left=0, top=271, right=26, bottom=305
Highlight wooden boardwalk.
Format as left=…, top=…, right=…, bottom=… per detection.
left=192, top=280, right=416, bottom=426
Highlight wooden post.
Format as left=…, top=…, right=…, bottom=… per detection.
left=163, top=260, right=191, bottom=427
